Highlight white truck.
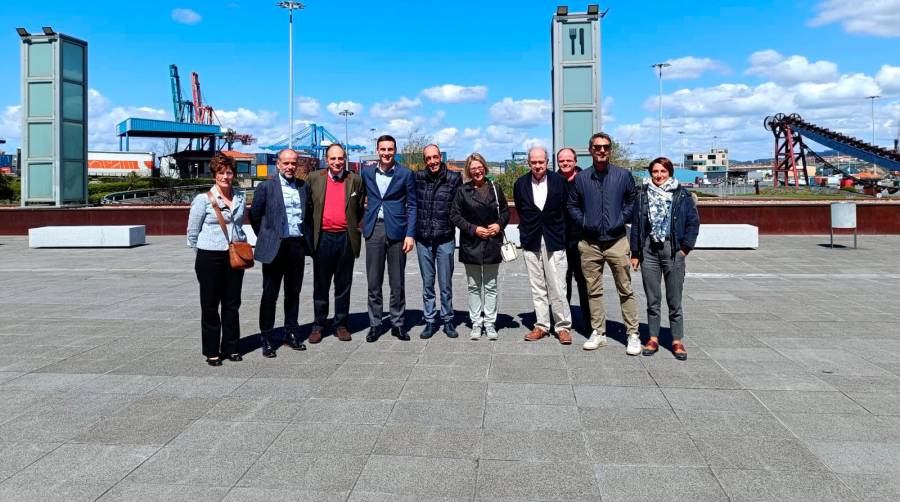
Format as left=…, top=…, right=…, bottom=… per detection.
left=87, top=151, right=155, bottom=177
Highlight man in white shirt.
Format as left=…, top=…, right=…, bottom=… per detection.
left=512, top=147, right=573, bottom=344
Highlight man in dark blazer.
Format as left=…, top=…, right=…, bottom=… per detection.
left=361, top=134, right=417, bottom=342
left=513, top=146, right=573, bottom=344
left=557, top=147, right=591, bottom=334
left=249, top=148, right=313, bottom=357
left=307, top=144, right=366, bottom=343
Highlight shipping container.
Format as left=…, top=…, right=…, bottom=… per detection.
left=0, top=155, right=12, bottom=168
left=87, top=151, right=155, bottom=177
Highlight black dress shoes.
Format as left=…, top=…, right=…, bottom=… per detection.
left=286, top=331, right=307, bottom=351
left=261, top=334, right=277, bottom=358
left=419, top=323, right=437, bottom=340
left=443, top=323, right=458, bottom=338
left=206, top=357, right=222, bottom=367
left=225, top=353, right=243, bottom=362
left=391, top=327, right=410, bottom=341
left=366, top=328, right=381, bottom=343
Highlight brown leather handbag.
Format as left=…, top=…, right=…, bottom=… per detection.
left=207, top=191, right=254, bottom=269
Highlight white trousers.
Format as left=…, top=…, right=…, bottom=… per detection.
left=523, top=239, right=572, bottom=332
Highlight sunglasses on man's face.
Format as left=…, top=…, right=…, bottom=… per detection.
left=590, top=144, right=612, bottom=151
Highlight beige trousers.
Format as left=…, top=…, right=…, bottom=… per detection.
left=523, top=239, right=572, bottom=332
left=578, top=236, right=639, bottom=336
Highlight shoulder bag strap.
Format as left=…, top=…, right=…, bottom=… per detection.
left=206, top=191, right=232, bottom=243
left=490, top=181, right=510, bottom=244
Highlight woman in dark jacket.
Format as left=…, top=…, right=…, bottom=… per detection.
left=630, top=157, right=699, bottom=360
left=450, top=153, right=510, bottom=340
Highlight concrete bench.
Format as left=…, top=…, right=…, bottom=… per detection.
left=501, top=224, right=757, bottom=249
left=694, top=224, right=758, bottom=249
left=29, top=225, right=146, bottom=248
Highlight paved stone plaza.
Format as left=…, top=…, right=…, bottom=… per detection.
left=1, top=235, right=899, bottom=501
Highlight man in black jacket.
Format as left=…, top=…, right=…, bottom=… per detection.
left=567, top=132, right=640, bottom=355
left=415, top=144, right=462, bottom=339
left=558, top=147, right=591, bottom=334
left=514, top=146, right=573, bottom=344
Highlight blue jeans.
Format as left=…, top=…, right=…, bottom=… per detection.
left=416, top=240, right=455, bottom=324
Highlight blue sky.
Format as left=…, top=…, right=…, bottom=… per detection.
left=1, top=0, right=899, bottom=162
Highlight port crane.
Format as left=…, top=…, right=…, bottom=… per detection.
left=169, top=63, right=255, bottom=150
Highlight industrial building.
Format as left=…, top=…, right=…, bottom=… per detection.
left=684, top=148, right=729, bottom=181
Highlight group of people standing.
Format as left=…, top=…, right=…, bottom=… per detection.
left=186, top=132, right=699, bottom=366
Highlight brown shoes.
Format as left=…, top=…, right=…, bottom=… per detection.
left=308, top=329, right=323, bottom=344
left=336, top=326, right=352, bottom=342
left=557, top=329, right=572, bottom=345
left=524, top=327, right=548, bottom=341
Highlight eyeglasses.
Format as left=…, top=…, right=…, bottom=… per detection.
left=590, top=144, right=612, bottom=151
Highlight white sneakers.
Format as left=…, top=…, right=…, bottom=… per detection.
left=582, top=331, right=609, bottom=350
left=471, top=326, right=498, bottom=340
left=626, top=335, right=642, bottom=356
left=582, top=331, right=641, bottom=355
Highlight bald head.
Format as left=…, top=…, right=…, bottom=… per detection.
left=528, top=146, right=548, bottom=181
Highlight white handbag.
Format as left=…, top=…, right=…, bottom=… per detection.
left=492, top=182, right=518, bottom=262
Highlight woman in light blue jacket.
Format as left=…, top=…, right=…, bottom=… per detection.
left=187, top=154, right=248, bottom=366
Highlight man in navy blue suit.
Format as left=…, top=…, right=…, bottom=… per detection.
left=361, top=135, right=417, bottom=342
left=249, top=148, right=313, bottom=357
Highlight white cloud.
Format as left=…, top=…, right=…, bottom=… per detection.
left=809, top=0, right=900, bottom=37
left=215, top=108, right=278, bottom=129
left=624, top=59, right=899, bottom=161
left=326, top=101, right=363, bottom=117
left=296, top=96, right=320, bottom=118
left=0, top=105, right=21, bottom=143
left=489, top=98, right=551, bottom=128
left=383, top=118, right=420, bottom=138
left=746, top=50, right=839, bottom=85
left=85, top=89, right=168, bottom=151
left=432, top=127, right=459, bottom=146
left=793, top=73, right=881, bottom=107
left=421, top=84, right=488, bottom=103
left=662, top=56, right=729, bottom=80
left=462, top=128, right=481, bottom=138
left=370, top=96, right=422, bottom=119
left=876, top=64, right=900, bottom=93
left=171, top=8, right=202, bottom=25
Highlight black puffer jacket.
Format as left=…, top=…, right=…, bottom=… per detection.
left=450, top=180, right=510, bottom=265
left=415, top=164, right=462, bottom=244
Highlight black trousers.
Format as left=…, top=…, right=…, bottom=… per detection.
left=365, top=220, right=407, bottom=328
left=566, top=240, right=592, bottom=333
left=195, top=249, right=244, bottom=357
left=259, top=237, right=306, bottom=335
left=313, top=231, right=355, bottom=330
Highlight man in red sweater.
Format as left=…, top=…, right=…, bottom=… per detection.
left=307, top=144, right=366, bottom=342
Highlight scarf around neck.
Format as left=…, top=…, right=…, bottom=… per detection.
left=645, top=177, right=679, bottom=243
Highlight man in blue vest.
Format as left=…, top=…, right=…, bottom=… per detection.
left=249, top=148, right=313, bottom=357
left=361, top=135, right=417, bottom=342
left=415, top=144, right=462, bottom=339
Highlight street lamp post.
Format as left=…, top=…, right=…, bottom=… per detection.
left=339, top=109, right=354, bottom=166
left=650, top=63, right=671, bottom=158
left=277, top=1, right=305, bottom=150
left=865, top=95, right=880, bottom=145
left=339, top=109, right=354, bottom=146
left=370, top=128, right=376, bottom=153
left=677, top=130, right=685, bottom=169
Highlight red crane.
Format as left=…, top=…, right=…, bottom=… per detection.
left=191, top=71, right=217, bottom=125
